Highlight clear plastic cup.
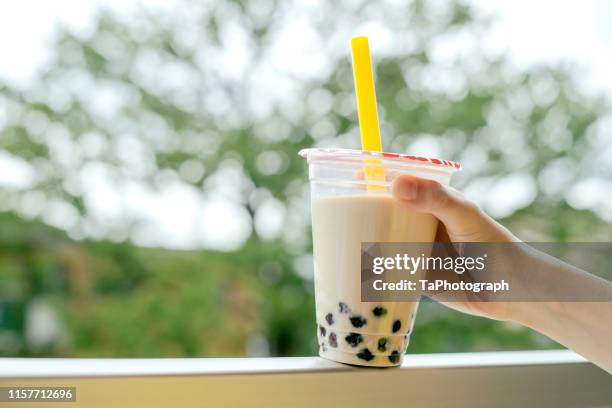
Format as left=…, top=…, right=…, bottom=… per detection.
left=299, top=148, right=461, bottom=367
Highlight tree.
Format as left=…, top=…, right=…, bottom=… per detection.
left=0, top=0, right=610, bottom=357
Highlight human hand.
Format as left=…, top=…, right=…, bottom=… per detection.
left=393, top=175, right=612, bottom=373
left=391, top=175, right=521, bottom=321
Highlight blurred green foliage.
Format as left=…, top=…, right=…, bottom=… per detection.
left=0, top=0, right=610, bottom=357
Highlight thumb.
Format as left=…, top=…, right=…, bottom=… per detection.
left=392, top=175, right=495, bottom=241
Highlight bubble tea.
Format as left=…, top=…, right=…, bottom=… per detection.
left=300, top=148, right=460, bottom=367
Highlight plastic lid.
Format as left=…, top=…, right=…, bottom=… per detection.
left=299, top=148, right=461, bottom=171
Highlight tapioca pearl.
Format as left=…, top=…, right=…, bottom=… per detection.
left=388, top=350, right=400, bottom=364
left=377, top=337, right=388, bottom=352
left=356, top=348, right=374, bottom=362
left=345, top=332, right=363, bottom=347
left=325, top=313, right=334, bottom=325
left=320, top=342, right=327, bottom=352
left=328, top=332, right=338, bottom=348
left=319, top=325, right=326, bottom=337
left=392, top=320, right=402, bottom=333
left=372, top=306, right=387, bottom=317
left=338, top=302, right=350, bottom=314
left=349, top=315, right=367, bottom=328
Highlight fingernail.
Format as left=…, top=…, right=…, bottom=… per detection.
left=396, top=179, right=417, bottom=200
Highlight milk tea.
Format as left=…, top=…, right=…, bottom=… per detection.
left=311, top=194, right=438, bottom=366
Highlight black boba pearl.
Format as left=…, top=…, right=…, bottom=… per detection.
left=325, top=313, right=334, bottom=325
left=388, top=350, right=400, bottom=364
left=345, top=332, right=363, bottom=347
left=319, top=325, right=326, bottom=337
left=328, top=332, right=338, bottom=348
left=338, top=302, right=350, bottom=314
left=349, top=315, right=367, bottom=328
left=392, top=320, right=401, bottom=333
left=372, top=306, right=387, bottom=317
left=377, top=337, right=388, bottom=352
left=321, top=342, right=327, bottom=352
left=357, top=348, right=374, bottom=362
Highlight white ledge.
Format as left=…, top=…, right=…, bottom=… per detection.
left=0, top=349, right=587, bottom=378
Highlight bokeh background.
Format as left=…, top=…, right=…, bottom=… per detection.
left=1, top=0, right=611, bottom=357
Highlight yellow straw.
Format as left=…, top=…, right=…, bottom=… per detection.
left=351, top=36, right=385, bottom=190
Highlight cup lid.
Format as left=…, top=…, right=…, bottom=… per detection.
left=299, top=148, right=461, bottom=171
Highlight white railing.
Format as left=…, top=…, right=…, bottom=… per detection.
left=0, top=350, right=610, bottom=407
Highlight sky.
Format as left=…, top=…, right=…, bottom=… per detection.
left=1, top=0, right=611, bottom=249
left=471, top=0, right=612, bottom=96
left=0, top=1, right=611, bottom=92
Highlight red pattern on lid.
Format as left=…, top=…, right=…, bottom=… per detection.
left=382, top=152, right=400, bottom=158
left=300, top=148, right=462, bottom=170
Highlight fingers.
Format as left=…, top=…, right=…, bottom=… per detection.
left=392, top=175, right=517, bottom=242
left=392, top=175, right=476, bottom=227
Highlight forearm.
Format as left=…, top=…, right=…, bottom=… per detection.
left=510, top=249, right=612, bottom=374
left=516, top=301, right=612, bottom=373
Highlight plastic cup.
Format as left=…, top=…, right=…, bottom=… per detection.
left=300, top=148, right=461, bottom=367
